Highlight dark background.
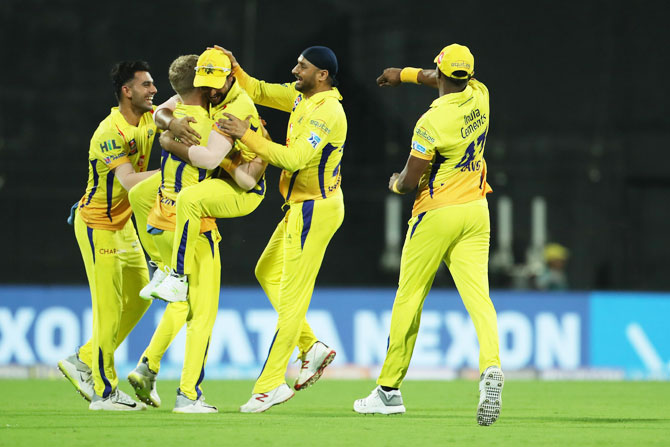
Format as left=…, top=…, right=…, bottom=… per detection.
left=1, top=0, right=668, bottom=290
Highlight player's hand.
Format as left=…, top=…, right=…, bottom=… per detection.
left=209, top=45, right=240, bottom=71
left=377, top=68, right=402, bottom=87
left=388, top=172, right=401, bottom=191
left=168, top=116, right=201, bottom=146
left=218, top=113, right=250, bottom=139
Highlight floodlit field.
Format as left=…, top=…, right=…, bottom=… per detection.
left=1, top=379, right=668, bottom=446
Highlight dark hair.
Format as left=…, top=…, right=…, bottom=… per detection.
left=110, top=60, right=152, bottom=100
left=446, top=71, right=470, bottom=88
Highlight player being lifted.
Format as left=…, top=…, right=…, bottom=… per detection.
left=217, top=45, right=345, bottom=413
left=353, top=44, right=504, bottom=426
left=125, top=50, right=267, bottom=413
left=58, top=61, right=160, bottom=411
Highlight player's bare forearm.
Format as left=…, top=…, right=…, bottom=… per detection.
left=418, top=69, right=438, bottom=88
left=376, top=67, right=438, bottom=89
left=389, top=154, right=430, bottom=194
left=159, top=131, right=191, bottom=163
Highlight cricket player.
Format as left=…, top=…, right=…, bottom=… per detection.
left=217, top=45, right=345, bottom=413
left=57, top=61, right=160, bottom=411
left=353, top=44, right=504, bottom=426
left=125, top=51, right=266, bottom=413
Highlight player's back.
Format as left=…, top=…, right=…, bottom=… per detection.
left=411, top=79, right=491, bottom=216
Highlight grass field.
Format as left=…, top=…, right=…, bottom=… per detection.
left=1, top=378, right=668, bottom=446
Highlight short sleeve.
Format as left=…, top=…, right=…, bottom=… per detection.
left=410, top=113, right=437, bottom=161
left=92, top=130, right=129, bottom=169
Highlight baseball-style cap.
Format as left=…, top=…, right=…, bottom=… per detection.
left=193, top=48, right=232, bottom=89
left=434, top=44, right=474, bottom=80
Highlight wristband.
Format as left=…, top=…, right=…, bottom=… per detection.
left=391, top=179, right=402, bottom=194
left=400, top=67, right=421, bottom=84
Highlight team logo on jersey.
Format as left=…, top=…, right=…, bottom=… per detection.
left=307, top=132, right=321, bottom=149
left=128, top=139, right=138, bottom=155
left=292, top=95, right=302, bottom=111
left=412, top=141, right=427, bottom=154
left=147, top=129, right=154, bottom=138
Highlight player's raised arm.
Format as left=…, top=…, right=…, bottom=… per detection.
left=377, top=67, right=438, bottom=89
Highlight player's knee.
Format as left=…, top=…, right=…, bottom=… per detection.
left=176, top=187, right=199, bottom=213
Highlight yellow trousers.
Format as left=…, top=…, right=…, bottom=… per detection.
left=142, top=228, right=221, bottom=400
left=253, top=189, right=344, bottom=393
left=378, top=199, right=500, bottom=388
left=128, top=172, right=163, bottom=267
left=74, top=212, right=151, bottom=397
left=172, top=177, right=264, bottom=275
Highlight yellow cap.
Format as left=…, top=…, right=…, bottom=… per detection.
left=544, top=243, right=569, bottom=261
left=434, top=44, right=474, bottom=80
left=193, top=48, right=232, bottom=89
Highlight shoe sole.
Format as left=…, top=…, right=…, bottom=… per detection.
left=477, top=368, right=504, bottom=426
left=172, top=407, right=218, bottom=414
left=127, top=373, right=160, bottom=408
left=89, top=402, right=147, bottom=411
left=353, top=406, right=406, bottom=415
left=241, top=390, right=295, bottom=413
left=150, top=291, right=187, bottom=303
left=57, top=362, right=92, bottom=402
left=294, top=350, right=336, bottom=391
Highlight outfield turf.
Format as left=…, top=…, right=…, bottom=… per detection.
left=1, top=379, right=668, bottom=447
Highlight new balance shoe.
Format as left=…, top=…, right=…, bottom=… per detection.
left=57, top=353, right=94, bottom=402
left=127, top=357, right=161, bottom=407
left=353, top=386, right=406, bottom=415
left=89, top=388, right=147, bottom=411
left=173, top=389, right=218, bottom=414
left=476, top=366, right=504, bottom=426
left=239, top=383, right=294, bottom=413
left=151, top=270, right=188, bottom=303
left=294, top=341, right=336, bottom=391
left=139, top=262, right=168, bottom=300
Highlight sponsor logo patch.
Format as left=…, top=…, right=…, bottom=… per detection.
left=307, top=132, right=321, bottom=149
left=292, top=95, right=302, bottom=111
left=412, top=141, right=427, bottom=154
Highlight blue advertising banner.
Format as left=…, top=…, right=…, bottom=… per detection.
left=0, top=286, right=667, bottom=379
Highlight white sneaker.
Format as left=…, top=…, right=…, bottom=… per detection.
left=353, top=386, right=406, bottom=415
left=173, top=389, right=218, bottom=414
left=294, top=341, right=336, bottom=391
left=477, top=366, right=504, bottom=426
left=151, top=270, right=188, bottom=303
left=57, top=353, right=94, bottom=402
left=239, top=383, right=294, bottom=413
left=127, top=357, right=161, bottom=407
left=139, top=262, right=168, bottom=300
left=89, top=388, right=147, bottom=411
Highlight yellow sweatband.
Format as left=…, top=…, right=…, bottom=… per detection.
left=400, top=67, right=421, bottom=84
left=391, top=179, right=402, bottom=194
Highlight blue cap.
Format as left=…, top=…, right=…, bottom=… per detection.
left=301, top=46, right=338, bottom=86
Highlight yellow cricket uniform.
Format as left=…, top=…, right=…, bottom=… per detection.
left=378, top=79, right=501, bottom=388
left=170, top=80, right=266, bottom=276
left=234, top=67, right=346, bottom=393
left=75, top=107, right=156, bottom=398
left=140, top=103, right=222, bottom=400
left=128, top=172, right=162, bottom=266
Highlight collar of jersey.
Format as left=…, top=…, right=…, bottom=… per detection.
left=430, top=84, right=473, bottom=108
left=307, top=87, right=342, bottom=103
left=109, top=106, right=152, bottom=128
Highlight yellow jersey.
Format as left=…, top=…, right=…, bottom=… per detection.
left=409, top=79, right=492, bottom=216
left=234, top=68, right=346, bottom=203
left=78, top=107, right=156, bottom=230
left=210, top=80, right=267, bottom=196
left=148, top=103, right=217, bottom=232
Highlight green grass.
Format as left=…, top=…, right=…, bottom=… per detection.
left=1, top=379, right=668, bottom=446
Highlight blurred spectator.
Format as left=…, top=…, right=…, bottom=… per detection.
left=535, top=243, right=569, bottom=290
